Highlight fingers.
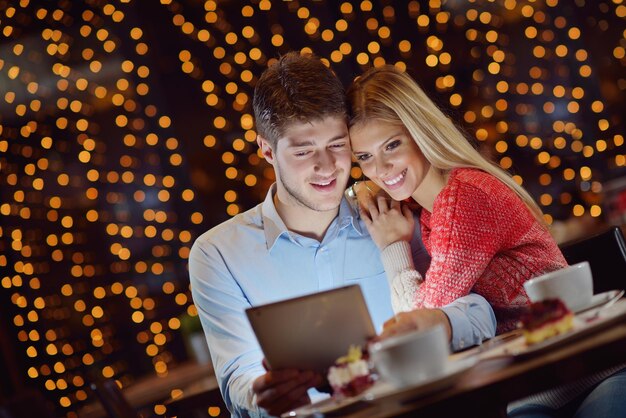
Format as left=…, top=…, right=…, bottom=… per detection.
left=376, top=196, right=406, bottom=216
left=378, top=313, right=418, bottom=340
left=264, top=374, right=321, bottom=416
left=367, top=199, right=379, bottom=219
left=254, top=370, right=322, bottom=416
left=383, top=317, right=396, bottom=330
left=383, top=316, right=397, bottom=330
left=252, top=369, right=298, bottom=393
left=376, top=194, right=389, bottom=213
left=360, top=203, right=373, bottom=225
left=379, top=323, right=410, bottom=340
left=256, top=381, right=303, bottom=414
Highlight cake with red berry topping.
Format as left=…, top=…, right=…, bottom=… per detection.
left=521, top=299, right=574, bottom=345
left=327, top=345, right=374, bottom=397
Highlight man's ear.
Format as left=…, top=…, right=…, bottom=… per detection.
left=257, top=135, right=275, bottom=164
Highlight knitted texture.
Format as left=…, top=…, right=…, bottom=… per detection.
left=416, top=168, right=567, bottom=333
left=381, top=241, right=422, bottom=312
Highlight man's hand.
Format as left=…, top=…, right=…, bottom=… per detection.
left=377, top=309, right=452, bottom=342
left=252, top=369, right=323, bottom=417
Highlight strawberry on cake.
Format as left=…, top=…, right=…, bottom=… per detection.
left=521, top=298, right=574, bottom=345
left=327, top=345, right=374, bottom=397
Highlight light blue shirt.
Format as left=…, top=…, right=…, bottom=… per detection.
left=189, top=185, right=496, bottom=417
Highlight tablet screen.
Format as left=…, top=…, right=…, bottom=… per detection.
left=246, top=285, right=376, bottom=372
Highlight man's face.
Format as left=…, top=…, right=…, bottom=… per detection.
left=260, top=115, right=352, bottom=213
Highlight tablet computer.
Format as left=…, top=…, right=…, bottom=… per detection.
left=245, top=285, right=376, bottom=373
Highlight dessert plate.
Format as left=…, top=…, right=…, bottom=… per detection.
left=575, top=289, right=624, bottom=314
left=479, top=298, right=626, bottom=360
left=283, top=356, right=478, bottom=417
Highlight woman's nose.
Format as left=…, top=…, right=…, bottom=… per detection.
left=375, top=155, right=391, bottom=178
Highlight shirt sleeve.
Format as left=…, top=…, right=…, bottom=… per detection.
left=189, top=238, right=268, bottom=418
left=439, top=293, right=497, bottom=351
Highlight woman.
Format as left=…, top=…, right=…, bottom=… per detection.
left=347, top=65, right=567, bottom=334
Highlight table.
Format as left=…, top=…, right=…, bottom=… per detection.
left=77, top=362, right=214, bottom=418
left=163, top=376, right=223, bottom=417
left=345, top=300, right=626, bottom=418
left=165, top=300, right=626, bottom=418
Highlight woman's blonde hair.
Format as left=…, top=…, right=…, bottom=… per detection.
left=347, top=65, right=545, bottom=223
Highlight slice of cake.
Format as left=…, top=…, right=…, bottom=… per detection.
left=521, top=299, right=574, bottom=345
left=327, top=345, right=374, bottom=397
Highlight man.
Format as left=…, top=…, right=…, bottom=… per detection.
left=189, top=52, right=496, bottom=418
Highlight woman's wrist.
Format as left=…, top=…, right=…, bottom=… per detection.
left=380, top=241, right=415, bottom=278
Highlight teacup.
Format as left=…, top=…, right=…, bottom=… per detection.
left=369, top=325, right=450, bottom=388
left=523, top=261, right=593, bottom=312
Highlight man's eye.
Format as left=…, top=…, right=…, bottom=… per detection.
left=294, top=151, right=310, bottom=157
left=330, top=143, right=346, bottom=149
left=386, top=140, right=401, bottom=150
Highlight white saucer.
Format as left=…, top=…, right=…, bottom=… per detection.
left=362, top=355, right=478, bottom=403
left=575, top=289, right=624, bottom=313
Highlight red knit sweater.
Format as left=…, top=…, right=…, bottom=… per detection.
left=417, top=168, right=567, bottom=333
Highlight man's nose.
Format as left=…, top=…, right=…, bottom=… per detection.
left=315, top=151, right=335, bottom=173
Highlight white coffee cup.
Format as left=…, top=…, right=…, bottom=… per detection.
left=369, top=325, right=450, bottom=388
left=523, top=261, right=593, bottom=312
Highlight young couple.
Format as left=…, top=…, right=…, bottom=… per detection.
left=189, top=52, right=625, bottom=418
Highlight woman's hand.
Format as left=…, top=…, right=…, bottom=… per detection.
left=361, top=195, right=415, bottom=250
left=376, top=309, right=452, bottom=342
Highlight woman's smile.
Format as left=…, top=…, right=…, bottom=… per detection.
left=382, top=169, right=407, bottom=188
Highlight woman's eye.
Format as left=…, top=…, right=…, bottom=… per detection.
left=356, top=154, right=371, bottom=162
left=386, top=140, right=401, bottom=151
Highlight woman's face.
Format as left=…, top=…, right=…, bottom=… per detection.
left=350, top=120, right=430, bottom=202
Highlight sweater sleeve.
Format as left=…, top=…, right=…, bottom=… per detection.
left=380, top=241, right=423, bottom=313
left=414, top=179, right=510, bottom=308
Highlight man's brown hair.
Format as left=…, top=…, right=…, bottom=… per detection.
left=253, top=52, right=347, bottom=147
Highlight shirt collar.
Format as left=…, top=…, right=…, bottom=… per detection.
left=261, top=184, right=365, bottom=251
left=261, top=184, right=289, bottom=250
left=338, top=193, right=365, bottom=236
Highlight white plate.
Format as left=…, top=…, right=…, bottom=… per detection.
left=283, top=356, right=477, bottom=417
left=479, top=297, right=626, bottom=360
left=575, top=289, right=625, bottom=313
left=362, top=355, right=478, bottom=403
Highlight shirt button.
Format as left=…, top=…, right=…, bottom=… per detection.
left=320, top=247, right=327, bottom=252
